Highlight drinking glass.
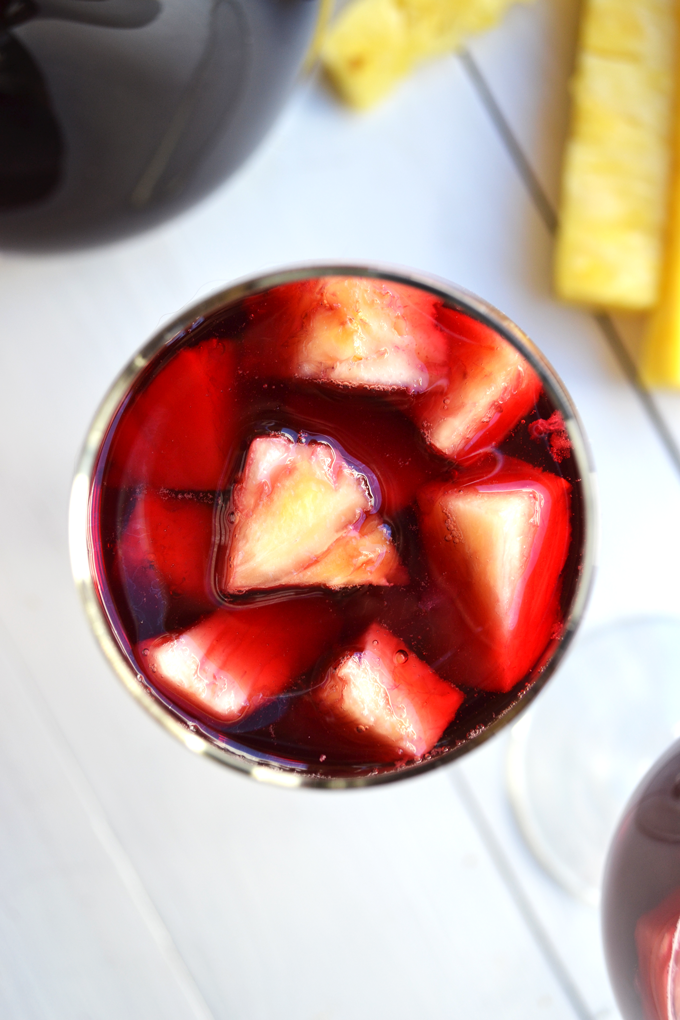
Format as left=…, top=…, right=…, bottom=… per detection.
left=507, top=618, right=680, bottom=904
left=69, top=263, right=595, bottom=787
left=0, top=0, right=321, bottom=250
left=602, top=736, right=680, bottom=1020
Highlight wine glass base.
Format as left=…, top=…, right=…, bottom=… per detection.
left=507, top=617, right=680, bottom=905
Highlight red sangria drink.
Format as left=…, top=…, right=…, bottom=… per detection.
left=603, top=739, right=680, bottom=1020
left=71, top=266, right=594, bottom=786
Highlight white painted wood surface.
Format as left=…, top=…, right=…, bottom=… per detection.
left=1, top=2, right=680, bottom=1016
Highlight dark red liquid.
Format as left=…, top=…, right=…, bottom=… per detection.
left=89, top=278, right=586, bottom=780
left=0, top=0, right=318, bottom=250
left=603, top=741, right=680, bottom=1020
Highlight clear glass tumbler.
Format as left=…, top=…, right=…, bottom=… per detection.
left=69, top=263, right=595, bottom=787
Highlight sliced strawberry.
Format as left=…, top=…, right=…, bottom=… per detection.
left=220, top=434, right=406, bottom=591
left=312, top=622, right=463, bottom=761
left=417, top=456, right=571, bottom=692
left=412, top=308, right=542, bottom=462
left=635, top=887, right=680, bottom=1020
left=106, top=336, right=239, bottom=490
left=117, top=490, right=216, bottom=614
left=138, top=598, right=341, bottom=724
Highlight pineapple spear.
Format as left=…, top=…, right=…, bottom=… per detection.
left=320, top=0, right=534, bottom=110
left=554, top=0, right=678, bottom=311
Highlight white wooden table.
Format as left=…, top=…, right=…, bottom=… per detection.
left=2, top=1, right=680, bottom=1016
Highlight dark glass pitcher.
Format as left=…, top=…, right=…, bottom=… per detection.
left=0, top=0, right=320, bottom=249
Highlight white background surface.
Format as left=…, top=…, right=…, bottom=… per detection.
left=1, top=0, right=680, bottom=1016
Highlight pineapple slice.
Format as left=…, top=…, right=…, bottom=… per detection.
left=321, top=0, right=532, bottom=110
left=554, top=0, right=678, bottom=310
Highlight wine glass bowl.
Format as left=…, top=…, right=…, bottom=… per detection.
left=507, top=617, right=680, bottom=905
left=603, top=737, right=680, bottom=1020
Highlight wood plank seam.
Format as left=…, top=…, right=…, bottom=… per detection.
left=452, top=767, right=595, bottom=1020
left=0, top=614, right=218, bottom=1020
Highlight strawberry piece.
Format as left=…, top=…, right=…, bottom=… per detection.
left=221, top=434, right=406, bottom=591
left=417, top=456, right=571, bottom=692
left=138, top=599, right=341, bottom=724
left=635, top=887, right=680, bottom=1020
left=529, top=411, right=572, bottom=464
left=412, top=308, right=542, bottom=462
left=313, top=622, right=463, bottom=761
left=235, top=280, right=314, bottom=378
left=117, top=490, right=216, bottom=615
left=106, top=337, right=239, bottom=490
left=235, top=280, right=316, bottom=381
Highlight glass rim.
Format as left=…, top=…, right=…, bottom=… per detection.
left=69, top=260, right=597, bottom=790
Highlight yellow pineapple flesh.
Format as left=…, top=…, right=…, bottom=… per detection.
left=641, top=103, right=680, bottom=387
left=320, top=0, right=532, bottom=110
left=554, top=0, right=678, bottom=310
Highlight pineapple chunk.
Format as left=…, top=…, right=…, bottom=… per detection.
left=294, top=277, right=446, bottom=392
left=321, top=0, right=531, bottom=109
left=314, top=623, right=463, bottom=759
left=555, top=0, right=678, bottom=310
left=222, top=435, right=406, bottom=591
left=292, top=516, right=407, bottom=587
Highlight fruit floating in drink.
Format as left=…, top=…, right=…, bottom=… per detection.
left=76, top=269, right=592, bottom=785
